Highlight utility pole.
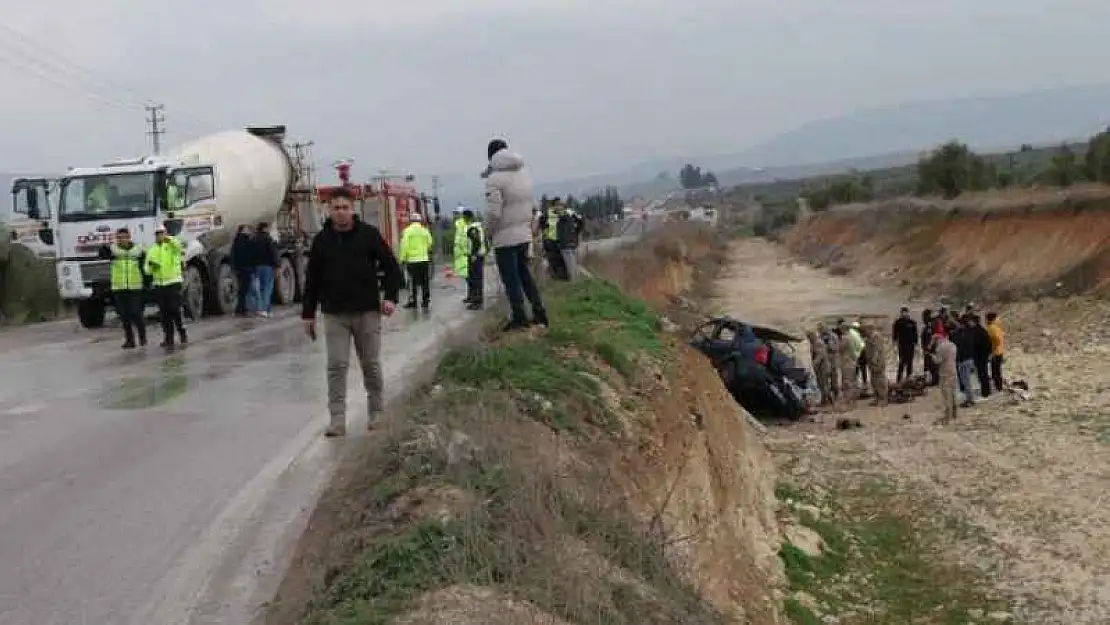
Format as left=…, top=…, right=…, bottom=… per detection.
left=145, top=104, right=165, bottom=154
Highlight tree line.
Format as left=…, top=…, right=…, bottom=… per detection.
left=798, top=126, right=1110, bottom=210
left=540, top=186, right=625, bottom=221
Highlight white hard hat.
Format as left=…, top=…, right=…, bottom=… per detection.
left=409, top=212, right=422, bottom=221
left=154, top=225, right=167, bottom=233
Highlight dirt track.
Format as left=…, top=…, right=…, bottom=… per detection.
left=715, top=237, right=1110, bottom=624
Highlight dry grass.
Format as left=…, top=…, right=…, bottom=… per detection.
left=0, top=243, right=61, bottom=325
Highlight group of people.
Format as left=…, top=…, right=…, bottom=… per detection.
left=808, top=303, right=1007, bottom=424
left=230, top=222, right=280, bottom=318
left=302, top=138, right=552, bottom=437
left=104, top=224, right=192, bottom=349
left=536, top=197, right=584, bottom=281
left=809, top=318, right=890, bottom=407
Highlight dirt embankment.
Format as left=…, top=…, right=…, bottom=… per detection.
left=265, top=224, right=785, bottom=625
left=785, top=185, right=1110, bottom=300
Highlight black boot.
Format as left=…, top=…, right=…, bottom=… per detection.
left=403, top=301, right=417, bottom=309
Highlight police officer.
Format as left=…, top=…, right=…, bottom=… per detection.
left=399, top=212, right=433, bottom=310
left=463, top=210, right=488, bottom=310
left=145, top=225, right=187, bottom=348
left=452, top=205, right=470, bottom=299
left=105, top=227, right=147, bottom=349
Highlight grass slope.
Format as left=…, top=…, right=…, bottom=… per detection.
left=282, top=279, right=724, bottom=625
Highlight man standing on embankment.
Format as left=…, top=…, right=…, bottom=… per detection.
left=301, top=186, right=403, bottom=438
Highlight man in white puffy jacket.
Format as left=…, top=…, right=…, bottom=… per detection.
left=482, top=138, right=550, bottom=330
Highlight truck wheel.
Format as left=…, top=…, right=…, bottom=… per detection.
left=77, top=299, right=106, bottom=329
left=214, top=263, right=238, bottom=316
left=275, top=257, right=296, bottom=305
left=184, top=264, right=206, bottom=319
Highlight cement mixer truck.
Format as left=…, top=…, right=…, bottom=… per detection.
left=54, top=126, right=324, bottom=328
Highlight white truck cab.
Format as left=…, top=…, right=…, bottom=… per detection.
left=55, top=157, right=214, bottom=328
left=8, top=178, right=57, bottom=259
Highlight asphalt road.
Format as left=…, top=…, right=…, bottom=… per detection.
left=0, top=277, right=485, bottom=625
left=0, top=226, right=664, bottom=625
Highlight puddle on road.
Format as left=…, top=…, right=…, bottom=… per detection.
left=100, top=355, right=191, bottom=410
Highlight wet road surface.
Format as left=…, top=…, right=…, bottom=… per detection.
left=0, top=230, right=656, bottom=625
left=0, top=279, right=486, bottom=625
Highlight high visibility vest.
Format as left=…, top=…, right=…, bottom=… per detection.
left=544, top=210, right=562, bottom=241
left=109, top=244, right=145, bottom=291
left=145, top=238, right=184, bottom=286
left=452, top=217, right=468, bottom=278
left=399, top=223, right=432, bottom=263
left=466, top=222, right=488, bottom=257
left=167, top=184, right=184, bottom=210
left=88, top=185, right=109, bottom=211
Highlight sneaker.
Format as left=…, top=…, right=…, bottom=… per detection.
left=403, top=301, right=417, bottom=309
left=466, top=302, right=483, bottom=310
left=421, top=301, right=430, bottom=310
left=532, top=311, right=550, bottom=328
left=122, top=341, right=136, bottom=350
left=324, top=422, right=347, bottom=437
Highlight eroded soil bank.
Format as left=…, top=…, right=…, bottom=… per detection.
left=785, top=186, right=1110, bottom=300
left=263, top=225, right=787, bottom=625
left=716, top=235, right=1110, bottom=624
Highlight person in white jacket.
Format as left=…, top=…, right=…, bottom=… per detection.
left=482, top=138, right=549, bottom=330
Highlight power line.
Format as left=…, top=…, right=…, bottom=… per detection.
left=0, top=20, right=216, bottom=134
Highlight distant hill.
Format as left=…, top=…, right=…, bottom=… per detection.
left=541, top=83, right=1110, bottom=199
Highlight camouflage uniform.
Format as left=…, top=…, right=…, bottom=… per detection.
left=809, top=331, right=831, bottom=404
left=823, top=330, right=841, bottom=403
left=863, top=325, right=889, bottom=405
left=838, top=328, right=858, bottom=401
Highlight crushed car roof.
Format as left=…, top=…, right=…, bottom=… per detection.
left=701, top=316, right=804, bottom=343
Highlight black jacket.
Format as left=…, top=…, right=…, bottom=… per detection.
left=891, top=317, right=918, bottom=350
left=539, top=210, right=584, bottom=250
left=230, top=233, right=255, bottom=269
left=970, top=325, right=993, bottom=362
left=252, top=231, right=280, bottom=267
left=301, top=218, right=403, bottom=318
left=951, top=327, right=976, bottom=362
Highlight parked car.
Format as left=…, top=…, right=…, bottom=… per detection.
left=689, top=316, right=809, bottom=420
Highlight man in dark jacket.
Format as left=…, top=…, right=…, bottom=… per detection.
left=891, top=306, right=918, bottom=382
left=920, top=309, right=939, bottom=386
left=302, top=186, right=403, bottom=437
left=252, top=222, right=281, bottom=317
left=230, top=225, right=256, bottom=316
left=951, top=315, right=977, bottom=407
left=968, top=314, right=994, bottom=398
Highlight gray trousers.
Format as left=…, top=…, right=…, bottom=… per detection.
left=324, top=312, right=383, bottom=425
left=561, top=248, right=579, bottom=281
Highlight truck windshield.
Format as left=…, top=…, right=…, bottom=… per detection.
left=58, top=173, right=157, bottom=222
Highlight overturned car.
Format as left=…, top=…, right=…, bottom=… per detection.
left=689, top=316, right=811, bottom=420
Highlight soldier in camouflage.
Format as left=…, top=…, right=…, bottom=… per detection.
left=809, top=329, right=832, bottom=405
left=863, top=323, right=889, bottom=406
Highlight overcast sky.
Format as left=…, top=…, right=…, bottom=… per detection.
left=2, top=0, right=1109, bottom=183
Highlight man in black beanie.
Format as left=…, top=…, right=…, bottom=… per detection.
left=482, top=138, right=549, bottom=330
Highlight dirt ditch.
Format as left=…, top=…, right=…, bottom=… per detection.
left=716, top=234, right=1110, bottom=624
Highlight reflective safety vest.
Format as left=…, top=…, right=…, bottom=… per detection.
left=109, top=244, right=145, bottom=291
left=399, top=223, right=433, bottom=264
left=87, top=184, right=109, bottom=211
left=145, top=238, right=184, bottom=286
left=466, top=221, right=488, bottom=257
left=545, top=209, right=574, bottom=241
left=452, top=217, right=469, bottom=278
left=167, top=184, right=184, bottom=210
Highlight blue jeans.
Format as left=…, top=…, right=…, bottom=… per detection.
left=254, top=265, right=275, bottom=313
left=957, top=360, right=975, bottom=402
left=494, top=243, right=545, bottom=324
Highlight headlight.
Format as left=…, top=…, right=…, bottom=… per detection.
left=64, top=279, right=74, bottom=291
